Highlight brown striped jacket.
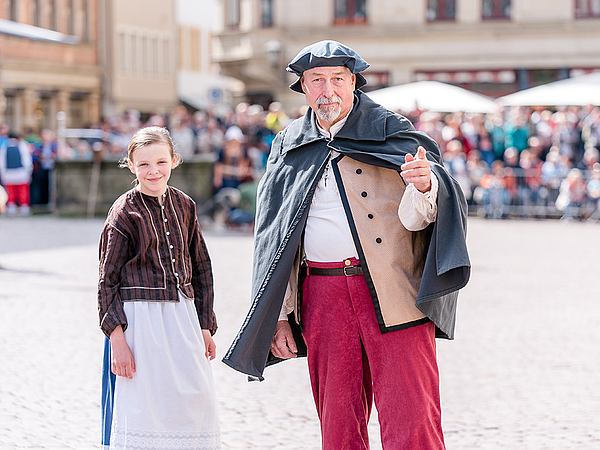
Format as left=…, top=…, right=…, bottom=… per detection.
left=97, top=186, right=216, bottom=338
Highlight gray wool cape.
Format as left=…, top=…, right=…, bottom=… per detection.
left=222, top=91, right=471, bottom=379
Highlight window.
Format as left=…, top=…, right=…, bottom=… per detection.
left=131, top=35, right=137, bottom=73
left=427, top=0, right=456, bottom=21
left=163, top=38, right=170, bottom=75
left=576, top=0, right=600, bottom=18
left=119, top=33, right=127, bottom=72
left=67, top=0, right=74, bottom=35
left=49, top=0, right=58, bottom=30
left=152, top=38, right=159, bottom=75
left=482, top=0, right=510, bottom=20
left=334, top=0, right=366, bottom=25
left=82, top=0, right=90, bottom=42
left=190, top=28, right=200, bottom=71
left=32, top=0, right=41, bottom=27
left=261, top=0, right=274, bottom=27
left=226, top=0, right=240, bottom=29
left=142, top=36, right=148, bottom=75
left=8, top=0, right=18, bottom=21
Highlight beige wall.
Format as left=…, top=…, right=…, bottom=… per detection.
left=512, top=0, right=571, bottom=22
left=372, top=0, right=426, bottom=25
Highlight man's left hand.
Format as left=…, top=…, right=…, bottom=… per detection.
left=400, top=146, right=432, bottom=193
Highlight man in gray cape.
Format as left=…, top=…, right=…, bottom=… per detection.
left=223, top=40, right=470, bottom=449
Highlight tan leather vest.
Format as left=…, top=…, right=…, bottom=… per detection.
left=336, top=156, right=428, bottom=328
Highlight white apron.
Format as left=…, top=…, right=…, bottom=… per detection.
left=109, top=291, right=221, bottom=450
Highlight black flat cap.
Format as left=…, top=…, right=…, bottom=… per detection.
left=286, top=40, right=370, bottom=93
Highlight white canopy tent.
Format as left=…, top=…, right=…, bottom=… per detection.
left=365, top=80, right=497, bottom=114
left=497, top=72, right=600, bottom=107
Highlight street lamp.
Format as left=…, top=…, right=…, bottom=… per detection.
left=264, top=39, right=282, bottom=69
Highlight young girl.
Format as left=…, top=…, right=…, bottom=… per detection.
left=98, top=126, right=221, bottom=450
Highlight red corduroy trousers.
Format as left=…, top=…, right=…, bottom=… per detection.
left=301, top=258, right=445, bottom=450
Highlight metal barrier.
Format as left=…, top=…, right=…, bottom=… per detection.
left=466, top=167, right=600, bottom=221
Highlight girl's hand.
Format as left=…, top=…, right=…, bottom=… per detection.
left=109, top=326, right=135, bottom=379
left=202, top=330, right=217, bottom=360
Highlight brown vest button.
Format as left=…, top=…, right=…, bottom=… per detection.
left=376, top=238, right=382, bottom=244
left=356, top=168, right=362, bottom=174
left=361, top=191, right=367, bottom=197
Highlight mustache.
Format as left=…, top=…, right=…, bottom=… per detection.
left=316, top=95, right=342, bottom=106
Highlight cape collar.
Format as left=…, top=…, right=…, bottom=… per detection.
left=280, top=91, right=388, bottom=155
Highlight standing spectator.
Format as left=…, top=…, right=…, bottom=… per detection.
left=443, top=139, right=472, bottom=201
left=466, top=149, right=490, bottom=197
left=265, top=101, right=289, bottom=134
left=31, top=129, right=58, bottom=205
left=416, top=112, right=445, bottom=153
left=0, top=184, right=7, bottom=214
left=442, top=112, right=472, bottom=155
left=486, top=114, right=506, bottom=161
left=556, top=168, right=588, bottom=220
left=553, top=111, right=578, bottom=162
left=0, top=122, right=9, bottom=184
left=531, top=109, right=555, bottom=155
left=0, top=132, right=33, bottom=216
left=504, top=110, right=530, bottom=154
left=197, top=118, right=224, bottom=155
left=519, top=149, right=543, bottom=207
left=586, top=163, right=600, bottom=220
left=0, top=123, right=8, bottom=149
left=212, top=126, right=253, bottom=192
left=577, top=147, right=599, bottom=172
left=502, top=148, right=519, bottom=209
left=580, top=107, right=600, bottom=154
left=476, top=125, right=496, bottom=167
left=169, top=115, right=195, bottom=159
left=473, top=160, right=509, bottom=219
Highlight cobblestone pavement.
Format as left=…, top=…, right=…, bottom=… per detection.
left=0, top=216, right=599, bottom=449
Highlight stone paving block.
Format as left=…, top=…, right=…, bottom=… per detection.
left=1, top=217, right=600, bottom=449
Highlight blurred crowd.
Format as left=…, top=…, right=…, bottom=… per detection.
left=0, top=102, right=297, bottom=224
left=2, top=100, right=600, bottom=223
left=406, top=104, right=600, bottom=221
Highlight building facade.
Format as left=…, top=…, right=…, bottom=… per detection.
left=177, top=0, right=242, bottom=115
left=212, top=0, right=600, bottom=110
left=100, top=0, right=178, bottom=118
left=0, top=0, right=101, bottom=132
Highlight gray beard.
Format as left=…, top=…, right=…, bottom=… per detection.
left=316, top=104, right=341, bottom=123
